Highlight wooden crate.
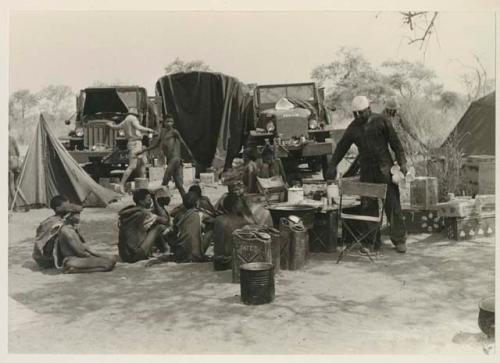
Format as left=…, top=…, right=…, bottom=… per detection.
left=402, top=208, right=443, bottom=234
left=462, top=155, right=495, bottom=195
left=443, top=213, right=495, bottom=241
left=410, top=177, right=438, bottom=210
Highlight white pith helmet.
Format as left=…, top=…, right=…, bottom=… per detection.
left=352, top=96, right=370, bottom=112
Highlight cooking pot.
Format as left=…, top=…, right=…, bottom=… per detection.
left=266, top=204, right=318, bottom=229
left=478, top=296, right=495, bottom=338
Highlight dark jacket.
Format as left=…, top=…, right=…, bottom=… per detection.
left=118, top=205, right=155, bottom=262
left=330, top=113, right=407, bottom=183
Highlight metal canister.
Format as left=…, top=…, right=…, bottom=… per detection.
left=289, top=223, right=308, bottom=270
left=240, top=262, right=275, bottom=305
left=232, top=228, right=272, bottom=283
left=279, top=216, right=308, bottom=270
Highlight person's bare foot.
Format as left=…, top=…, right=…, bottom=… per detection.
left=119, top=185, right=126, bottom=194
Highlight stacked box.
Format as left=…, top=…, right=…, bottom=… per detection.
left=443, top=213, right=495, bottom=241
left=410, top=177, right=438, bottom=210
left=402, top=208, right=443, bottom=234
left=462, top=155, right=495, bottom=195
left=148, top=166, right=165, bottom=183
left=475, top=195, right=495, bottom=214
left=437, top=197, right=476, bottom=218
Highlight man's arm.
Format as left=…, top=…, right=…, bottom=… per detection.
left=174, top=129, right=195, bottom=160
left=138, top=132, right=162, bottom=155
left=384, top=118, right=408, bottom=173
left=327, top=129, right=354, bottom=179
left=106, top=121, right=124, bottom=130
left=131, top=117, right=155, bottom=134
left=59, top=227, right=91, bottom=258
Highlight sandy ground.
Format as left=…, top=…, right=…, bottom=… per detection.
left=8, top=184, right=495, bottom=355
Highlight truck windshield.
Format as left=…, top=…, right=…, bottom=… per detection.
left=259, top=85, right=315, bottom=104
left=82, top=89, right=138, bottom=117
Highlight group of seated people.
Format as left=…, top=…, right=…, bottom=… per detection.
left=32, top=182, right=274, bottom=274
left=32, top=145, right=284, bottom=274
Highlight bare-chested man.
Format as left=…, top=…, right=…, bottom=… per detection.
left=106, top=107, right=156, bottom=194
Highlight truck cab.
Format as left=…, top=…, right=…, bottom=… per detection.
left=248, top=82, right=334, bottom=181
left=62, top=86, right=158, bottom=179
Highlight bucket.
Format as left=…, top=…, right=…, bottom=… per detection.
left=134, top=178, right=149, bottom=189
left=287, top=187, right=304, bottom=204
left=232, top=228, right=272, bottom=283
left=240, top=262, right=275, bottom=305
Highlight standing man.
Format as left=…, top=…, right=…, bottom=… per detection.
left=139, top=114, right=188, bottom=197
left=9, top=135, right=21, bottom=207
left=326, top=96, right=408, bottom=253
left=106, top=108, right=156, bottom=194
left=383, top=98, right=427, bottom=157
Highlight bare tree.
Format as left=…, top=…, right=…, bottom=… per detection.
left=10, top=89, right=38, bottom=121
left=400, top=11, right=439, bottom=50
left=454, top=54, right=495, bottom=102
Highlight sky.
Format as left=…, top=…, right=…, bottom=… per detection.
left=9, top=11, right=496, bottom=96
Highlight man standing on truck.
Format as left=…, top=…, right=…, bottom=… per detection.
left=106, top=108, right=156, bottom=194
left=138, top=114, right=189, bottom=197
left=326, top=95, right=408, bottom=253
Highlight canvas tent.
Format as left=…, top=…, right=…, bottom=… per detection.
left=443, top=92, right=495, bottom=156
left=11, top=114, right=120, bottom=209
left=156, top=72, right=253, bottom=171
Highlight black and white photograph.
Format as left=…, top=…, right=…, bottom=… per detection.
left=4, top=2, right=498, bottom=359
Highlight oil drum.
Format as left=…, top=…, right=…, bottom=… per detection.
left=240, top=262, right=275, bottom=305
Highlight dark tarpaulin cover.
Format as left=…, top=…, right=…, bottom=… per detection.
left=155, top=72, right=253, bottom=170
left=443, top=91, right=495, bottom=156
left=12, top=115, right=120, bottom=209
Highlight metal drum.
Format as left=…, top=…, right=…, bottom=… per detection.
left=232, top=227, right=272, bottom=283
left=240, top=262, right=275, bottom=305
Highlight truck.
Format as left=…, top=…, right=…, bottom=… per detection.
left=61, top=86, right=159, bottom=180
left=246, top=82, right=334, bottom=183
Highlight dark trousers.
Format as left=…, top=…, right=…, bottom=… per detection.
left=344, top=183, right=406, bottom=250
left=162, top=158, right=186, bottom=197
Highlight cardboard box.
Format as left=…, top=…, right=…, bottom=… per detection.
left=410, top=177, right=438, bottom=210
left=148, top=166, right=165, bottom=183
left=402, top=208, right=443, bottom=234
left=200, top=172, right=215, bottom=185
left=443, top=213, right=495, bottom=241
left=437, top=197, right=476, bottom=218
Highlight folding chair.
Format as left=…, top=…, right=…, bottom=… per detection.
left=336, top=175, right=387, bottom=264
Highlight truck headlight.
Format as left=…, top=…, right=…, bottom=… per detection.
left=266, top=121, right=275, bottom=132
left=308, top=119, right=318, bottom=130
left=75, top=128, right=84, bottom=137
left=118, top=129, right=125, bottom=137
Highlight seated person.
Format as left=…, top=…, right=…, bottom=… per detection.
left=186, top=184, right=216, bottom=217
left=33, top=195, right=83, bottom=269
left=213, top=193, right=251, bottom=269
left=54, top=211, right=116, bottom=274
left=118, top=189, right=170, bottom=263
left=242, top=147, right=260, bottom=194
left=257, top=144, right=286, bottom=180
